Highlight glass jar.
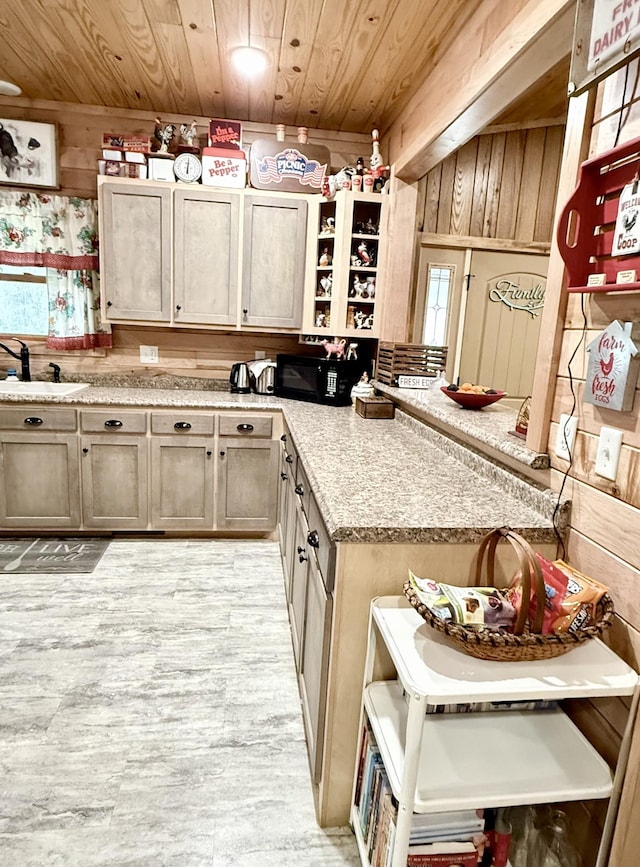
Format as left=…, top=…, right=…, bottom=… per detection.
left=528, top=809, right=578, bottom=867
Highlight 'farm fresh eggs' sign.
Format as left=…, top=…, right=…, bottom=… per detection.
left=584, top=320, right=640, bottom=412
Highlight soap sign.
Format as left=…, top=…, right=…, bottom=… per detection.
left=584, top=320, right=639, bottom=412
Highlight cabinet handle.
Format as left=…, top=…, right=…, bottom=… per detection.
left=280, top=434, right=287, bottom=442
left=295, top=484, right=304, bottom=496
left=236, top=423, right=254, bottom=433
left=104, top=419, right=123, bottom=428
left=298, top=546, right=308, bottom=563
left=23, top=416, right=43, bottom=426
left=219, top=450, right=225, bottom=457
left=307, top=530, right=320, bottom=548
left=242, top=308, right=248, bottom=317
left=107, top=300, right=112, bottom=307
left=280, top=472, right=288, bottom=481
left=174, top=421, right=192, bottom=430
left=285, top=454, right=293, bottom=464
left=82, top=447, right=89, bottom=454
left=206, top=450, right=212, bottom=457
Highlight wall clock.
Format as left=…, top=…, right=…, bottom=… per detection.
left=173, top=152, right=202, bottom=183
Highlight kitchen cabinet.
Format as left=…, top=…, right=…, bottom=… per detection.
left=278, top=430, right=297, bottom=595
left=216, top=413, right=279, bottom=531
left=304, top=191, right=385, bottom=339
left=241, top=193, right=308, bottom=329
left=80, top=410, right=148, bottom=529
left=98, top=178, right=309, bottom=332
left=0, top=407, right=80, bottom=528
left=99, top=181, right=172, bottom=322
left=173, top=187, right=240, bottom=326
left=351, top=596, right=639, bottom=867
left=149, top=411, right=216, bottom=529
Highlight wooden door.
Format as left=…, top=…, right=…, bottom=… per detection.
left=241, top=194, right=308, bottom=328
left=0, top=434, right=80, bottom=528
left=99, top=181, right=172, bottom=322
left=150, top=437, right=215, bottom=529
left=216, top=438, right=279, bottom=530
left=81, top=436, right=148, bottom=529
left=173, top=187, right=240, bottom=326
left=459, top=250, right=549, bottom=398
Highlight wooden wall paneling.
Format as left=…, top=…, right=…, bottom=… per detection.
left=514, top=128, right=546, bottom=241
left=482, top=132, right=506, bottom=237
left=272, top=0, right=324, bottom=124
left=563, top=697, right=624, bottom=768
left=610, top=703, right=640, bottom=867
left=468, top=135, right=493, bottom=238
left=450, top=138, right=478, bottom=236
left=240, top=0, right=286, bottom=123
left=422, top=165, right=442, bottom=235
left=207, top=0, right=251, bottom=120
left=176, top=0, right=226, bottom=118
left=526, top=89, right=595, bottom=454
left=565, top=289, right=640, bottom=331
left=495, top=130, right=525, bottom=239
left=552, top=378, right=640, bottom=443
left=435, top=155, right=456, bottom=235
left=566, top=528, right=640, bottom=658
left=552, top=470, right=640, bottom=573
left=533, top=124, right=564, bottom=241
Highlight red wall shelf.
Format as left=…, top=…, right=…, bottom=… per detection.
left=557, top=135, right=640, bottom=293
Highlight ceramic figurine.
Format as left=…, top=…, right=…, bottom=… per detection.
left=346, top=342, right=358, bottom=361
left=321, top=337, right=347, bottom=359
left=353, top=275, right=368, bottom=298
left=319, top=246, right=332, bottom=266
left=178, top=120, right=199, bottom=152
left=320, top=274, right=332, bottom=297
left=366, top=276, right=376, bottom=298
left=154, top=117, right=176, bottom=153
left=315, top=312, right=326, bottom=327
left=356, top=241, right=372, bottom=266
left=350, top=371, right=374, bottom=405
left=370, top=129, right=384, bottom=171
left=320, top=216, right=335, bottom=236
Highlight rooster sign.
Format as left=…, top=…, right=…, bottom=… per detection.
left=584, top=320, right=640, bottom=412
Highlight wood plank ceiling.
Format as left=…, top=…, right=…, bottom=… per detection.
left=0, top=0, right=569, bottom=136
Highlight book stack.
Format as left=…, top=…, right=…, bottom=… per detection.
left=354, top=723, right=397, bottom=867
left=98, top=134, right=151, bottom=179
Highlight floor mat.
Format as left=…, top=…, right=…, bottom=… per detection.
left=0, top=537, right=110, bottom=573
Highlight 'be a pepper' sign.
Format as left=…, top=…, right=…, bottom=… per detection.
left=584, top=320, right=639, bottom=412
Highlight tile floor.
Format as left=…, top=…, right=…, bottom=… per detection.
left=0, top=538, right=360, bottom=866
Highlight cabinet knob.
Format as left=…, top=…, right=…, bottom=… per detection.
left=176, top=304, right=182, bottom=312
left=206, top=450, right=212, bottom=457
left=104, top=419, right=123, bottom=428
left=285, top=454, right=293, bottom=464
left=237, top=423, right=254, bottom=433
left=280, top=472, right=288, bottom=481
left=23, top=416, right=43, bottom=426
left=106, top=300, right=112, bottom=307
left=219, top=450, right=225, bottom=457
left=294, top=484, right=304, bottom=496
left=307, top=530, right=320, bottom=548
left=174, top=421, right=192, bottom=430
left=280, top=434, right=287, bottom=442
left=297, top=546, right=308, bottom=563
left=242, top=308, right=248, bottom=320
left=82, top=447, right=88, bottom=454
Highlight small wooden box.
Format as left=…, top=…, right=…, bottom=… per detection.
left=355, top=396, right=395, bottom=419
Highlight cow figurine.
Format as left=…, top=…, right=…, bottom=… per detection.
left=322, top=338, right=347, bottom=359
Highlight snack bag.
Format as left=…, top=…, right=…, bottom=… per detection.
left=551, top=561, right=610, bottom=633
left=506, top=554, right=573, bottom=634
left=407, top=571, right=517, bottom=631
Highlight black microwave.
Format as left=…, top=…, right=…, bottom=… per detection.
left=274, top=354, right=364, bottom=406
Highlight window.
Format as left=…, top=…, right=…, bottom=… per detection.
left=422, top=264, right=453, bottom=346
left=0, top=264, right=48, bottom=336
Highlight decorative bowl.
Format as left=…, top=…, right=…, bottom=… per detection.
left=440, top=386, right=506, bottom=409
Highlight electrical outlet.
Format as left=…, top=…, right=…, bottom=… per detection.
left=254, top=350, right=266, bottom=359
left=555, top=414, right=578, bottom=460
left=139, top=345, right=158, bottom=364
left=595, top=426, right=623, bottom=481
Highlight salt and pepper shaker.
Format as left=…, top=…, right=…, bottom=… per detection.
left=297, top=126, right=308, bottom=144
left=275, top=124, right=286, bottom=142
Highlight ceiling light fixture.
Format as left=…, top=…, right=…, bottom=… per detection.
left=0, top=80, right=22, bottom=96
left=231, top=46, right=268, bottom=78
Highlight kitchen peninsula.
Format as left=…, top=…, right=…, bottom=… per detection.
left=0, top=379, right=563, bottom=827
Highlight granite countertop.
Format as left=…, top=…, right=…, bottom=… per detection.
left=0, top=376, right=565, bottom=544
left=374, top=381, right=549, bottom=470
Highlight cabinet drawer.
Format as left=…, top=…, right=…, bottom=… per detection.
left=294, top=460, right=312, bottom=517
left=150, top=412, right=215, bottom=435
left=0, top=407, right=77, bottom=431
left=308, top=494, right=335, bottom=592
left=219, top=414, right=273, bottom=438
left=81, top=410, right=147, bottom=434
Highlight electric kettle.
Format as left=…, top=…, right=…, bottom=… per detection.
left=229, top=362, right=250, bottom=393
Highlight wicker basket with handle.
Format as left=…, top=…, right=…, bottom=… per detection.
left=403, top=527, right=615, bottom=662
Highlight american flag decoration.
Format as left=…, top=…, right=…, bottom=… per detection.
left=256, top=147, right=326, bottom=190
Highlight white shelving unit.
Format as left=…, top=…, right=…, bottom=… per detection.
left=351, top=596, right=639, bottom=867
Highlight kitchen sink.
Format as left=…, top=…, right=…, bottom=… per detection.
left=0, top=381, right=90, bottom=396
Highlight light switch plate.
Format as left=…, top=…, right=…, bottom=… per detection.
left=555, top=414, right=578, bottom=460
left=595, top=426, right=623, bottom=481
left=139, top=345, right=158, bottom=364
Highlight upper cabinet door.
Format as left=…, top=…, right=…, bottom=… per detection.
left=173, top=187, right=240, bottom=326
left=241, top=194, right=308, bottom=329
left=99, top=180, right=172, bottom=322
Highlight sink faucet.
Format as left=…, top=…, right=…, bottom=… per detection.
left=49, top=362, right=61, bottom=383
left=0, top=338, right=31, bottom=381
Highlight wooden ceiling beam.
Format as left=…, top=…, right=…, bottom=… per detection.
left=388, top=0, right=575, bottom=182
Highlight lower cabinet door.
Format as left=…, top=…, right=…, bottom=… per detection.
left=81, top=435, right=148, bottom=529
left=289, top=503, right=310, bottom=670
left=299, top=558, right=333, bottom=784
left=0, top=433, right=80, bottom=528
left=216, top=438, right=279, bottom=531
left=150, top=437, right=215, bottom=529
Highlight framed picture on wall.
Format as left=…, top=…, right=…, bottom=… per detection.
left=0, top=119, right=58, bottom=189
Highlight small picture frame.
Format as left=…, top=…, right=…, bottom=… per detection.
left=0, top=119, right=58, bottom=189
